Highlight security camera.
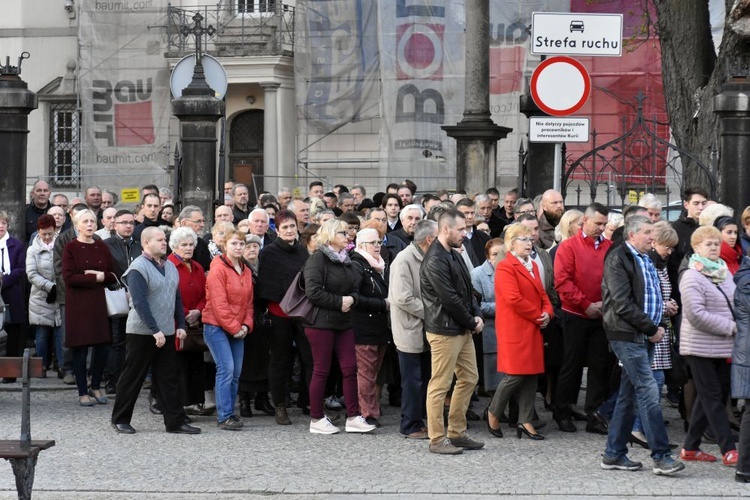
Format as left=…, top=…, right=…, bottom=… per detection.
left=64, top=0, right=73, bottom=12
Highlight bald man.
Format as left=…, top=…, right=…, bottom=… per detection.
left=537, top=189, right=564, bottom=250
left=26, top=180, right=52, bottom=241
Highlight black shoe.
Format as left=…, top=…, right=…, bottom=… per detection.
left=485, top=408, right=503, bottom=438
left=240, top=394, right=253, bottom=418
left=628, top=433, right=649, bottom=449
left=517, top=423, right=545, bottom=440
left=556, top=418, right=577, bottom=432
left=365, top=416, right=382, bottom=428
left=255, top=392, right=275, bottom=416
left=592, top=411, right=609, bottom=431
left=112, top=422, right=136, bottom=434
left=585, top=420, right=608, bottom=435
left=105, top=383, right=117, bottom=395
left=570, top=407, right=588, bottom=421
left=148, top=395, right=162, bottom=415
left=736, top=471, right=750, bottom=483
left=167, top=423, right=201, bottom=434
left=183, top=415, right=193, bottom=424
left=466, top=408, right=480, bottom=421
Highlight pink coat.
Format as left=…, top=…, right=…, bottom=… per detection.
left=679, top=268, right=736, bottom=358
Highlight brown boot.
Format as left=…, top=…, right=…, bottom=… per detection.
left=275, top=404, right=292, bottom=425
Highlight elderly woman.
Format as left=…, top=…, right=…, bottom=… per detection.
left=0, top=211, right=28, bottom=383
left=487, top=224, right=553, bottom=440
left=629, top=221, right=680, bottom=448
left=167, top=227, right=209, bottom=416
left=238, top=233, right=274, bottom=418
left=714, top=216, right=743, bottom=275
left=257, top=210, right=313, bottom=424
left=208, top=220, right=235, bottom=259
left=351, top=227, right=390, bottom=427
left=202, top=227, right=254, bottom=430
left=512, top=198, right=536, bottom=220
left=679, top=225, right=738, bottom=465
left=26, top=215, right=63, bottom=377
left=303, top=219, right=376, bottom=434
left=62, top=209, right=117, bottom=405
left=471, top=238, right=504, bottom=393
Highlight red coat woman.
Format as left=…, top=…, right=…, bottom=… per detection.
left=495, top=252, right=553, bottom=375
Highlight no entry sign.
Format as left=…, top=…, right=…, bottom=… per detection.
left=530, top=56, right=591, bottom=116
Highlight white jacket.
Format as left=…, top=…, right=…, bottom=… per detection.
left=26, top=235, right=61, bottom=327
left=388, top=242, right=427, bottom=354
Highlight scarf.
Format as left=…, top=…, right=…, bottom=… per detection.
left=0, top=233, right=10, bottom=275
left=511, top=250, right=534, bottom=276
left=326, top=245, right=349, bottom=263
left=354, top=248, right=385, bottom=274
left=689, top=253, right=728, bottom=284
left=720, top=241, right=743, bottom=275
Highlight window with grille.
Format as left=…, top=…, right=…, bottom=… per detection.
left=236, top=0, right=276, bottom=14
left=49, top=102, right=80, bottom=188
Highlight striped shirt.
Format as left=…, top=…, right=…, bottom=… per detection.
left=626, top=243, right=663, bottom=328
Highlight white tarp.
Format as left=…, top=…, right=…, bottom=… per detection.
left=78, top=1, right=170, bottom=190
left=294, top=0, right=381, bottom=135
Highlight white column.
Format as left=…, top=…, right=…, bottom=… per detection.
left=277, top=85, right=296, bottom=190
left=261, top=82, right=280, bottom=196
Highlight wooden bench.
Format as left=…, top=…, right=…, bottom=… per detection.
left=0, top=349, right=55, bottom=500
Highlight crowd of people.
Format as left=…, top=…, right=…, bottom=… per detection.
left=6, top=178, right=750, bottom=480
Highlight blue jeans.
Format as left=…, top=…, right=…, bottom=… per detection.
left=605, top=340, right=671, bottom=461
left=633, top=369, right=665, bottom=433
left=204, top=324, right=244, bottom=422
left=34, top=325, right=63, bottom=370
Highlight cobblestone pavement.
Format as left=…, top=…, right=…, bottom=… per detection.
left=0, top=380, right=745, bottom=499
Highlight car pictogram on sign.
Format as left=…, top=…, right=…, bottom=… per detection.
left=570, top=21, right=584, bottom=33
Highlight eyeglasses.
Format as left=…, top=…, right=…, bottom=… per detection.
left=515, top=236, right=533, bottom=243
left=116, top=221, right=135, bottom=226
left=336, top=231, right=348, bottom=236
left=363, top=240, right=383, bottom=247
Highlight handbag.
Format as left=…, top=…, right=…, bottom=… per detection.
left=176, top=325, right=208, bottom=352
left=664, top=340, right=688, bottom=386
left=105, top=274, right=130, bottom=318
left=279, top=271, right=319, bottom=324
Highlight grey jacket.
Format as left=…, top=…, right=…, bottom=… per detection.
left=679, top=267, right=736, bottom=358
left=389, top=242, right=427, bottom=353
left=471, top=260, right=497, bottom=354
left=26, top=235, right=61, bottom=327
left=732, top=258, right=750, bottom=398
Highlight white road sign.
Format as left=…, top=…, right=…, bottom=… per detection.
left=529, top=117, right=590, bottom=143
left=531, top=12, right=623, bottom=57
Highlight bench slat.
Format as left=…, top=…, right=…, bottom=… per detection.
left=0, top=440, right=56, bottom=459
left=0, top=357, right=44, bottom=379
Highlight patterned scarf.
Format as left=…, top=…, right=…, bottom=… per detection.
left=689, top=253, right=728, bottom=284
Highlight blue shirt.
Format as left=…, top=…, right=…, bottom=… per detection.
left=626, top=242, right=663, bottom=328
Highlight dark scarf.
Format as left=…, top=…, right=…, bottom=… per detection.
left=256, top=237, right=310, bottom=303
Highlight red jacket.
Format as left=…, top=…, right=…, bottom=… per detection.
left=554, top=231, right=611, bottom=317
left=202, top=255, right=254, bottom=334
left=167, top=254, right=207, bottom=315
left=495, top=255, right=553, bottom=375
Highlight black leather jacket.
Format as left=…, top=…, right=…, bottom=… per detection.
left=420, top=240, right=481, bottom=336
left=105, top=235, right=143, bottom=278
left=602, top=242, right=666, bottom=343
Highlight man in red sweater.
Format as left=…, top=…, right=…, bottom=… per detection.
left=553, top=202, right=614, bottom=433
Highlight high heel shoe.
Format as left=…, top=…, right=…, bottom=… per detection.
left=484, top=408, right=503, bottom=438
left=516, top=423, right=544, bottom=440
left=628, top=432, right=649, bottom=449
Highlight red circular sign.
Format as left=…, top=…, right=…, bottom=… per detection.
left=530, top=56, right=591, bottom=116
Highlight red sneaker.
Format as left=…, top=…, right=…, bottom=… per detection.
left=680, top=449, right=717, bottom=462
left=723, top=450, right=739, bottom=466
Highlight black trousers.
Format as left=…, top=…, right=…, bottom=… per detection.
left=177, top=350, right=206, bottom=406
left=684, top=355, right=734, bottom=454
left=239, top=320, right=270, bottom=394
left=267, top=314, right=312, bottom=407
left=105, top=316, right=127, bottom=386
left=739, top=401, right=750, bottom=474
left=554, top=312, right=613, bottom=418
left=111, top=334, right=187, bottom=430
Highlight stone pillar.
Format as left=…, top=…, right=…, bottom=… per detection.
left=519, top=94, right=556, bottom=198
left=261, top=82, right=280, bottom=196
left=172, top=63, right=224, bottom=226
left=715, top=77, right=750, bottom=212
left=442, top=0, right=511, bottom=194
left=0, top=55, right=37, bottom=239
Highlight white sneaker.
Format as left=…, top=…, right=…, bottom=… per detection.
left=310, top=416, right=340, bottom=435
left=345, top=415, right=377, bottom=433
